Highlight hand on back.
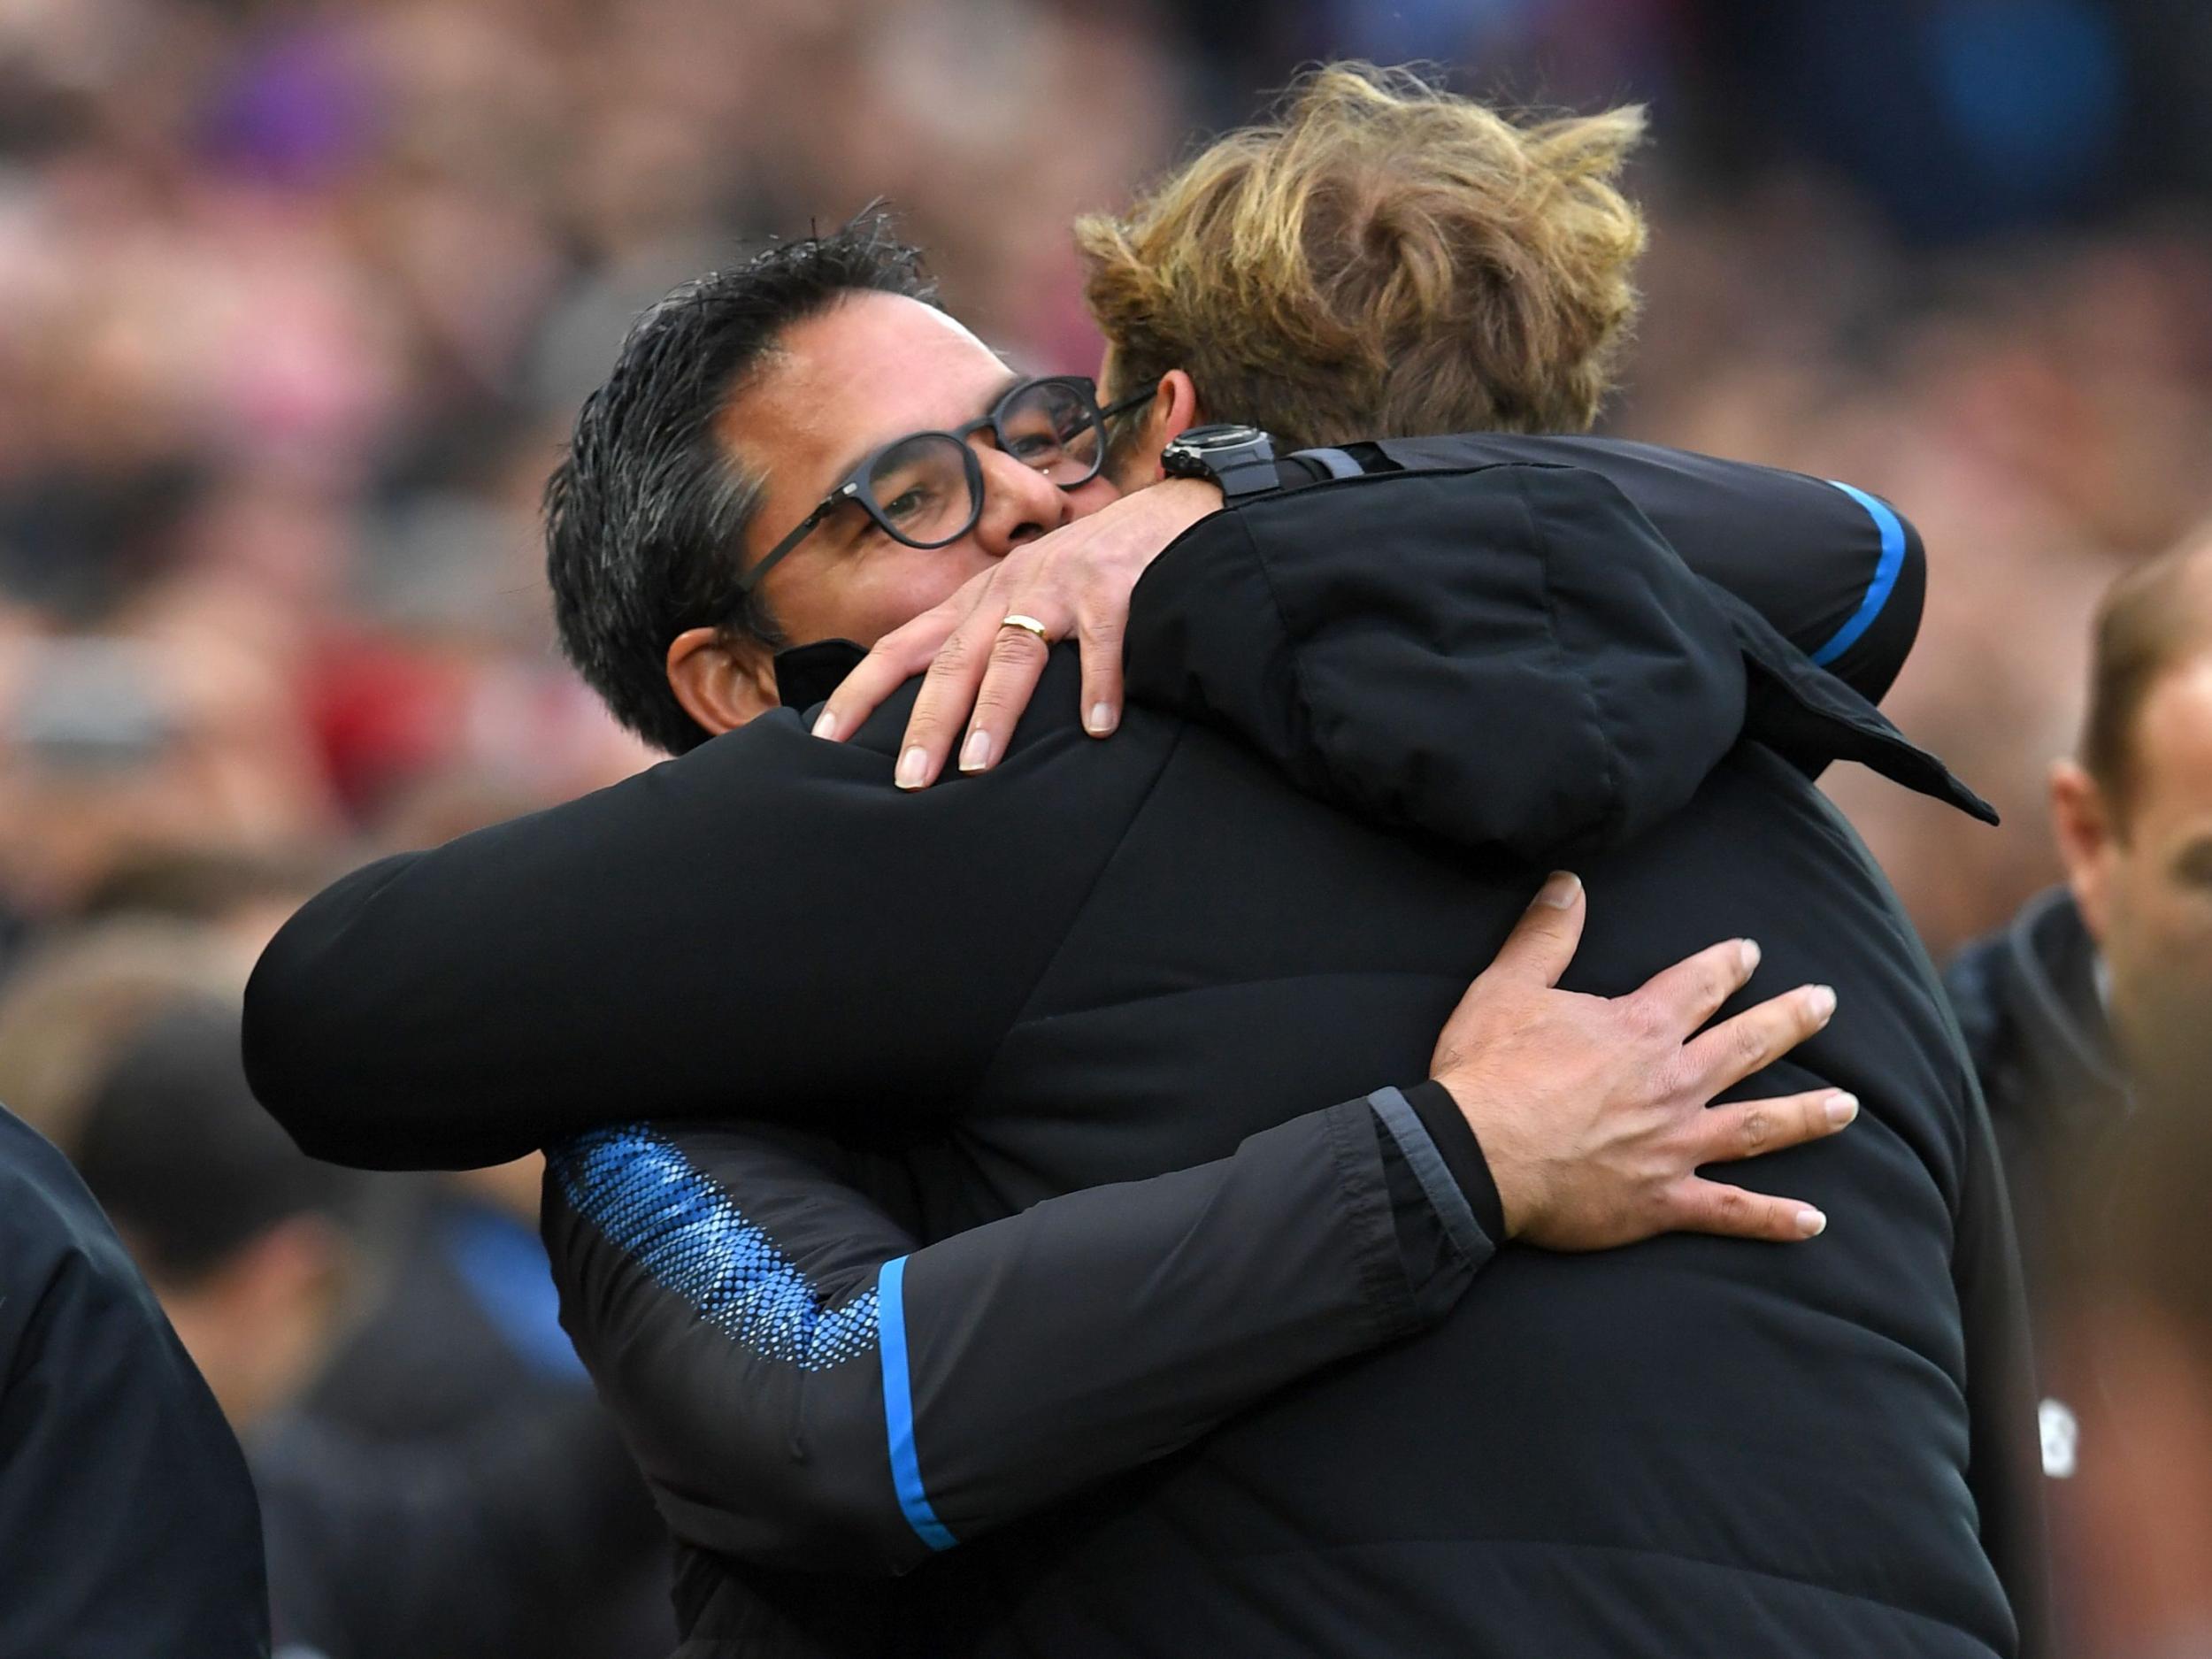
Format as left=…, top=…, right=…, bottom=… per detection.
left=1434, top=872, right=1854, bottom=1250
left=811, top=480, right=1220, bottom=787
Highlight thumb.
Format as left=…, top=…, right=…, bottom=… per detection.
left=1486, top=872, right=1586, bottom=988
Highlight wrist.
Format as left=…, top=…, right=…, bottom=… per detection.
left=1405, top=1077, right=1510, bottom=1245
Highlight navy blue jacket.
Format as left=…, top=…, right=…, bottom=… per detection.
left=0, top=1104, right=269, bottom=1657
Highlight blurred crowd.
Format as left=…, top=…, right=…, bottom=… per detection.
left=0, top=0, right=2207, bottom=1655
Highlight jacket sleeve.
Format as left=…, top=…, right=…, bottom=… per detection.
left=542, top=1086, right=1494, bottom=1575
left=243, top=680, right=1179, bottom=1171
left=1365, top=435, right=1926, bottom=706
left=1952, top=1085, right=2057, bottom=1659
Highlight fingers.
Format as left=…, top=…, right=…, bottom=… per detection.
left=1679, top=983, right=1838, bottom=1093
left=1077, top=610, right=1125, bottom=739
left=895, top=603, right=1036, bottom=789
left=1477, top=872, right=1586, bottom=990
left=817, top=615, right=953, bottom=746
left=955, top=627, right=1055, bottom=775
left=1668, top=1179, right=1829, bottom=1242
left=1632, top=935, right=1762, bottom=1037
left=1695, top=1087, right=1859, bottom=1166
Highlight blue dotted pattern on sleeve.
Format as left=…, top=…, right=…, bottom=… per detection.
left=550, top=1125, right=879, bottom=1371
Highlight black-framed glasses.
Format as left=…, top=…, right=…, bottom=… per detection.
left=734, top=375, right=1154, bottom=596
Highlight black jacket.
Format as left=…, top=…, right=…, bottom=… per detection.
left=0, top=1103, right=270, bottom=1658
left=248, top=439, right=2045, bottom=1656
left=1944, top=886, right=2129, bottom=1311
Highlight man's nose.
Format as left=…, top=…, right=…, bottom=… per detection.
left=971, top=444, right=1071, bottom=556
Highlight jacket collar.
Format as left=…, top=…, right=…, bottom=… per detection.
left=772, top=639, right=866, bottom=713
left=1999, top=886, right=2129, bottom=1133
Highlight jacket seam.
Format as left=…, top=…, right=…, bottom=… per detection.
left=998, top=720, right=1191, bottom=1040
left=1232, top=502, right=1316, bottom=761
left=1513, top=466, right=1622, bottom=849
left=1325, top=1095, right=1418, bottom=1345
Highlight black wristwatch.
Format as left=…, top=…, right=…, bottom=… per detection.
left=1161, top=423, right=1280, bottom=499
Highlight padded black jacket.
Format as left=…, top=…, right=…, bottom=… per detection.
left=248, top=439, right=2046, bottom=1656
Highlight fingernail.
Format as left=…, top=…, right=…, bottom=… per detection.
left=1739, top=938, right=1761, bottom=975
left=959, top=730, right=994, bottom=772
left=1087, top=703, right=1116, bottom=736
left=1824, top=1091, right=1859, bottom=1126
left=1534, top=871, right=1581, bottom=909
left=896, top=747, right=928, bottom=789
left=1809, top=985, right=1838, bottom=1024
left=811, top=710, right=839, bottom=741
left=1796, top=1207, right=1827, bottom=1238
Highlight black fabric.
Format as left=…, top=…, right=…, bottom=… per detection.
left=1402, top=1076, right=1507, bottom=1244
left=0, top=1103, right=270, bottom=1658
left=1941, top=889, right=2124, bottom=1659
left=1945, top=887, right=2130, bottom=1305
left=1369, top=1085, right=1486, bottom=1261
left=248, top=448, right=2043, bottom=1656
left=542, top=1094, right=1482, bottom=1581
left=1366, top=434, right=1928, bottom=710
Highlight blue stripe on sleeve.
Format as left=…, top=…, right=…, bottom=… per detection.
left=1809, top=480, right=1909, bottom=667
left=549, top=1126, right=879, bottom=1370
left=876, top=1256, right=956, bottom=1552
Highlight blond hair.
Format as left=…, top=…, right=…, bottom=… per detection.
left=1079, top=64, right=1647, bottom=448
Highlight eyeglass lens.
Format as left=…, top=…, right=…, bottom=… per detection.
left=992, top=379, right=1104, bottom=485
left=864, top=433, right=979, bottom=549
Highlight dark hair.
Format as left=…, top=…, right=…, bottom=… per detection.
left=545, top=213, right=938, bottom=754
left=2080, top=527, right=2212, bottom=822
left=74, top=998, right=365, bottom=1285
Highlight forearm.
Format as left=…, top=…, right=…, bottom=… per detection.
left=243, top=689, right=1168, bottom=1169
left=545, top=1091, right=1496, bottom=1575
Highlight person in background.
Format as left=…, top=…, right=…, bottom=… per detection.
left=0, top=1093, right=268, bottom=1656
left=70, top=990, right=673, bottom=1659
left=281, top=1148, right=675, bottom=1659
left=2054, top=1019, right=2212, bottom=1659
left=1945, top=522, right=2212, bottom=1649
left=74, top=998, right=368, bottom=1431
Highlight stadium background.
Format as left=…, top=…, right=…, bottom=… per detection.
left=0, top=1, right=2205, bottom=1655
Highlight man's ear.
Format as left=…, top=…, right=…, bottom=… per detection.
left=2052, top=757, right=2117, bottom=945
left=666, top=626, right=779, bottom=737
left=1125, top=371, right=1204, bottom=484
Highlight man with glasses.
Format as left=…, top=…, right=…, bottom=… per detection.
left=740, top=376, right=1154, bottom=592
left=249, top=71, right=2043, bottom=1659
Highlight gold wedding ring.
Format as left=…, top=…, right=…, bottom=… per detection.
left=999, top=613, right=1051, bottom=642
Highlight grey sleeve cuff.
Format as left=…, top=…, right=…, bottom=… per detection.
left=1367, top=1086, right=1493, bottom=1262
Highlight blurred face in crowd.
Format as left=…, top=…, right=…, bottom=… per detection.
left=2054, top=649, right=2212, bottom=1046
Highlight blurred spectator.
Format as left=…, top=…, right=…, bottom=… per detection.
left=271, top=1151, right=675, bottom=1659
left=1947, top=525, right=2212, bottom=1297
left=0, top=1095, right=270, bottom=1656
left=1945, top=523, right=2212, bottom=1650
left=61, top=980, right=674, bottom=1657
left=0, top=915, right=246, bottom=1147
left=2053, top=1025, right=2212, bottom=1658
left=75, top=997, right=367, bottom=1428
